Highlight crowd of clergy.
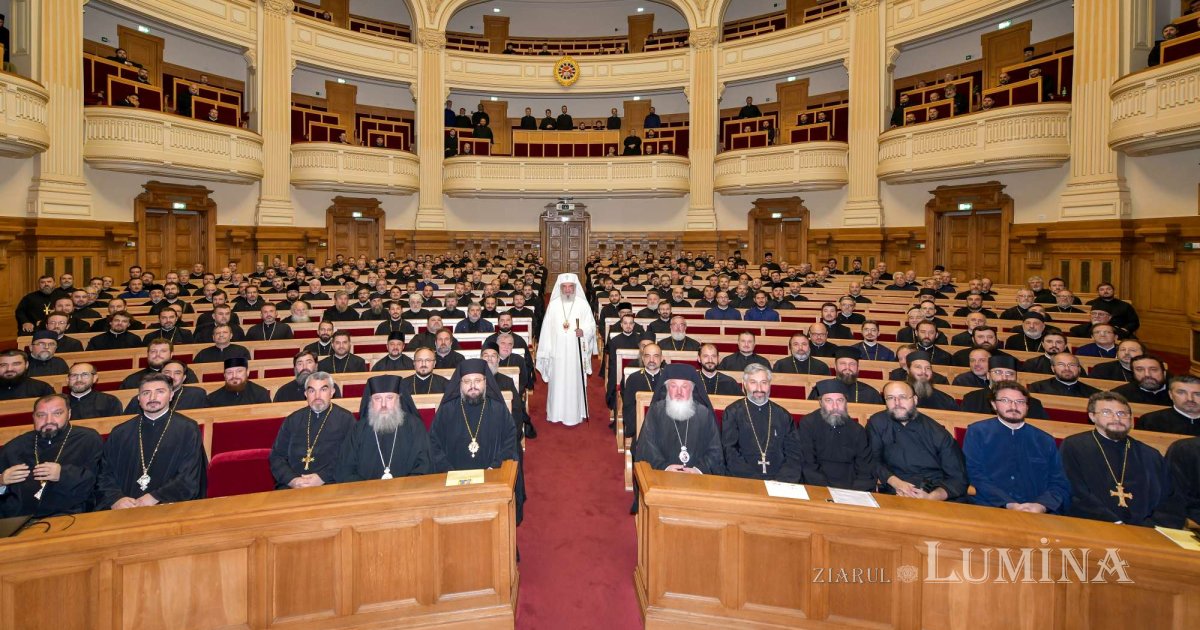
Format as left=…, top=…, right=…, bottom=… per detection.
left=587, top=250, right=1200, bottom=528
left=0, top=251, right=543, bottom=519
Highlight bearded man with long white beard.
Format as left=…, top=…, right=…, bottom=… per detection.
left=633, top=364, right=724, bottom=475
left=333, top=375, right=431, bottom=482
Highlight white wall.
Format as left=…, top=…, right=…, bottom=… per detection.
left=291, top=188, right=420, bottom=229
left=443, top=195, right=690, bottom=232
left=449, top=91, right=689, bottom=118
left=1126, top=149, right=1200, bottom=219
left=292, top=67, right=415, bottom=111
left=85, top=167, right=259, bottom=224
left=447, top=0, right=687, bottom=37
left=879, top=166, right=1070, bottom=227
left=893, top=0, right=1074, bottom=77
left=82, top=3, right=247, bottom=83
left=721, top=64, right=848, bottom=107
left=716, top=188, right=849, bottom=230
left=350, top=0, right=414, bottom=26
left=0, top=156, right=33, bottom=218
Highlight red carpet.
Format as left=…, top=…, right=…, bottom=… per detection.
left=515, top=358, right=643, bottom=629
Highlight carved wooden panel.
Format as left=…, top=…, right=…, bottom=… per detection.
left=435, top=517, right=498, bottom=601
left=738, top=527, right=810, bottom=618
left=268, top=531, right=341, bottom=624
left=118, top=546, right=250, bottom=630
left=351, top=521, right=424, bottom=613
left=2, top=565, right=97, bottom=630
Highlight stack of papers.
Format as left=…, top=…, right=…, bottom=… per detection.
left=1156, top=526, right=1200, bottom=551
left=764, top=480, right=810, bottom=500
left=827, top=488, right=879, bottom=507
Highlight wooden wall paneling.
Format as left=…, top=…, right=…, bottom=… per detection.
left=628, top=14, right=654, bottom=53
left=981, top=20, right=1031, bottom=88
left=483, top=15, right=510, bottom=54
left=324, top=80, right=358, bottom=140
left=117, top=25, right=164, bottom=88
left=776, top=78, right=809, bottom=139
left=624, top=99, right=651, bottom=138
left=481, top=100, right=511, bottom=156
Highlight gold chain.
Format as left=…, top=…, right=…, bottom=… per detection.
left=305, top=405, right=334, bottom=461
left=34, top=424, right=73, bottom=467
left=741, top=399, right=772, bottom=465
left=461, top=396, right=487, bottom=443
left=1091, top=431, right=1129, bottom=489
left=137, top=410, right=176, bottom=481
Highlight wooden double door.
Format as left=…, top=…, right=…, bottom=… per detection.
left=937, top=209, right=1004, bottom=281
left=142, top=208, right=208, bottom=276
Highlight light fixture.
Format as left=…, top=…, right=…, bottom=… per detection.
left=958, top=202, right=973, bottom=211
left=632, top=96, right=641, bottom=101
left=137, top=25, right=150, bottom=34
left=490, top=96, right=498, bottom=101
left=787, top=76, right=796, bottom=82
left=336, top=78, right=346, bottom=84
left=997, top=20, right=1011, bottom=29
left=172, top=202, right=186, bottom=210
left=637, top=7, right=645, bottom=12
left=771, top=212, right=783, bottom=219
left=493, top=7, right=501, bottom=12
left=352, top=211, right=364, bottom=218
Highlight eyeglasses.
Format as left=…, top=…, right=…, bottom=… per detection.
left=1094, top=409, right=1131, bottom=419
left=884, top=395, right=913, bottom=403
left=995, top=398, right=1028, bottom=406
left=67, top=372, right=96, bottom=380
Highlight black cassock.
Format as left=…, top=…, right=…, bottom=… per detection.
left=206, top=382, right=272, bottom=407
left=125, top=385, right=209, bottom=413
left=699, top=372, right=742, bottom=396
left=961, top=388, right=1048, bottom=419
left=720, top=399, right=794, bottom=480
left=273, top=379, right=342, bottom=403
left=622, top=369, right=660, bottom=439
left=68, top=390, right=124, bottom=419
left=1139, top=408, right=1200, bottom=436
left=0, top=377, right=55, bottom=401
left=429, top=398, right=519, bottom=472
left=0, top=424, right=102, bottom=517
left=605, top=331, right=645, bottom=410
left=334, top=413, right=431, bottom=483
left=808, top=379, right=884, bottom=405
left=866, top=411, right=968, bottom=500
left=318, top=354, right=369, bottom=374
left=95, top=412, right=207, bottom=508
left=402, top=374, right=448, bottom=396
left=717, top=353, right=770, bottom=372
left=27, top=356, right=68, bottom=377
left=772, top=355, right=830, bottom=376
left=634, top=401, right=724, bottom=474
left=1060, top=431, right=1185, bottom=527
left=1167, top=437, right=1200, bottom=524
left=269, top=405, right=356, bottom=487
left=373, top=355, right=415, bottom=371
left=781, top=411, right=876, bottom=490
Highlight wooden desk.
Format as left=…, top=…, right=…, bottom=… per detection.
left=903, top=99, right=953, bottom=125
left=795, top=104, right=848, bottom=141
left=634, top=460, right=1200, bottom=629
left=0, top=462, right=518, bottom=630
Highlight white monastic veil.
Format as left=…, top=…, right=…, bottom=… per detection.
left=536, top=273, right=597, bottom=379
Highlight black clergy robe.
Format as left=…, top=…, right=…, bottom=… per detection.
left=0, top=376, right=55, bottom=401
left=1060, top=431, right=1185, bottom=527
left=142, top=327, right=194, bottom=346
left=322, top=307, right=360, bottom=323
left=717, top=352, right=770, bottom=372
left=124, top=386, right=208, bottom=413
left=866, top=411, right=968, bottom=500
left=429, top=398, right=519, bottom=472
left=27, top=356, right=68, bottom=377
left=273, top=379, right=340, bottom=403
left=951, top=372, right=989, bottom=388
left=951, top=347, right=1015, bottom=368
left=304, top=340, right=334, bottom=357
left=494, top=372, right=528, bottom=428
left=659, top=336, right=702, bottom=353
left=808, top=342, right=838, bottom=358
left=960, top=388, right=1049, bottom=419
left=86, top=330, right=144, bottom=351
left=1113, top=383, right=1171, bottom=407
left=246, top=322, right=294, bottom=341
left=772, top=355, right=830, bottom=375
left=401, top=374, right=448, bottom=396
left=780, top=411, right=875, bottom=490
left=68, top=390, right=124, bottom=419
left=1139, top=408, right=1200, bottom=436
left=375, top=319, right=416, bottom=336
left=622, top=369, right=660, bottom=439
left=192, top=344, right=251, bottom=364
left=916, top=387, right=961, bottom=411
left=1090, top=361, right=1134, bottom=383
left=1003, top=333, right=1044, bottom=353
left=270, top=405, right=356, bottom=487
left=634, top=401, right=724, bottom=474
left=55, top=335, right=83, bottom=353
left=318, top=354, right=369, bottom=374
left=95, top=412, right=207, bottom=508
left=605, top=331, right=645, bottom=410
left=721, top=399, right=794, bottom=480
left=206, top=382, right=272, bottom=407
left=434, top=351, right=465, bottom=370
left=1166, top=437, right=1200, bottom=524
left=699, top=371, right=742, bottom=396
left=0, top=424, right=102, bottom=517
left=373, top=354, right=415, bottom=371
left=334, top=415, right=431, bottom=482
left=808, top=379, right=884, bottom=405
left=498, top=353, right=533, bottom=393
left=1022, top=355, right=1056, bottom=375
left=121, top=366, right=199, bottom=390
left=407, top=332, right=438, bottom=350
left=1028, top=378, right=1100, bottom=399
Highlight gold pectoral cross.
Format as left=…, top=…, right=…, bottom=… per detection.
left=1110, top=484, right=1132, bottom=508
left=302, top=449, right=315, bottom=471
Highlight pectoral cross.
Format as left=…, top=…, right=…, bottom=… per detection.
left=1110, top=484, right=1132, bottom=508
left=758, top=457, right=770, bottom=475
left=301, top=449, right=315, bottom=471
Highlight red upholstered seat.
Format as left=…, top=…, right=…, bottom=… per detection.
left=255, top=348, right=298, bottom=359
left=210, top=416, right=286, bottom=455
left=264, top=368, right=293, bottom=378
left=206, top=448, right=275, bottom=498
left=92, top=358, right=134, bottom=372
left=202, top=372, right=224, bottom=382
left=1045, top=408, right=1091, bottom=424
left=342, top=383, right=365, bottom=398
left=859, top=369, right=883, bottom=379
left=0, top=412, right=29, bottom=428
left=954, top=426, right=967, bottom=447
left=771, top=384, right=805, bottom=398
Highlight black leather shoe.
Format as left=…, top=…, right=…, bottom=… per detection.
left=523, top=422, right=538, bottom=439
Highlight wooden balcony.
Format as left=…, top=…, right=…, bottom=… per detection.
left=1110, top=53, right=1200, bottom=156
left=290, top=143, right=420, bottom=194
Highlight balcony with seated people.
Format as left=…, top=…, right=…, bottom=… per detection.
left=0, top=69, right=50, bottom=158
left=1110, top=7, right=1200, bottom=156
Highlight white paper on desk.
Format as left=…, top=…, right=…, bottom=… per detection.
left=828, top=487, right=880, bottom=508
left=764, top=480, right=810, bottom=500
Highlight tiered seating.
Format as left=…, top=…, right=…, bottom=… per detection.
left=82, top=53, right=163, bottom=110
left=984, top=50, right=1075, bottom=107
left=641, top=126, right=689, bottom=156
left=512, top=130, right=619, bottom=158
left=791, top=103, right=848, bottom=143
left=898, top=75, right=975, bottom=125
left=349, top=15, right=412, bottom=42
left=292, top=1, right=330, bottom=21
left=291, top=104, right=342, bottom=142
left=721, top=114, right=777, bottom=150
left=802, top=0, right=849, bottom=23
left=505, top=36, right=628, bottom=56
left=165, top=75, right=244, bottom=125
left=643, top=29, right=689, bottom=52
left=722, top=12, right=788, bottom=42
left=358, top=114, right=414, bottom=151
left=1162, top=12, right=1200, bottom=63
left=447, top=126, right=491, bottom=155
left=446, top=31, right=490, bottom=53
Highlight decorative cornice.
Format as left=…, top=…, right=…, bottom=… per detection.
left=848, top=0, right=880, bottom=11
left=419, top=28, right=447, bottom=51
left=688, top=27, right=720, bottom=50
left=263, top=0, right=294, bottom=17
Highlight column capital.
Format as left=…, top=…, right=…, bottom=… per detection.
left=688, top=27, right=720, bottom=50
left=418, top=28, right=447, bottom=51
left=848, top=0, right=880, bottom=11
left=263, top=0, right=295, bottom=17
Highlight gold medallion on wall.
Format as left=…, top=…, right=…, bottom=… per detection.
left=554, top=56, right=580, bottom=87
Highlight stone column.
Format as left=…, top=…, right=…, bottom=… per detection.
left=254, top=0, right=296, bottom=225
left=415, top=28, right=448, bottom=231
left=1058, top=0, right=1134, bottom=219
left=26, top=0, right=92, bottom=217
left=684, top=26, right=719, bottom=240
left=842, top=0, right=885, bottom=227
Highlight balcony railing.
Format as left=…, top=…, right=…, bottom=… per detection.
left=714, top=142, right=848, bottom=193
left=0, top=72, right=50, bottom=159
left=291, top=143, right=419, bottom=194
left=442, top=155, right=690, bottom=198
left=1110, top=54, right=1200, bottom=156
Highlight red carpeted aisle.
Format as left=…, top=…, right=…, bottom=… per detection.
left=515, top=358, right=643, bottom=629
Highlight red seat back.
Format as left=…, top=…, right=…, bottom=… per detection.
left=1045, top=407, right=1091, bottom=424
left=210, top=416, right=286, bottom=455
left=954, top=426, right=967, bottom=447
left=206, top=448, right=275, bottom=498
